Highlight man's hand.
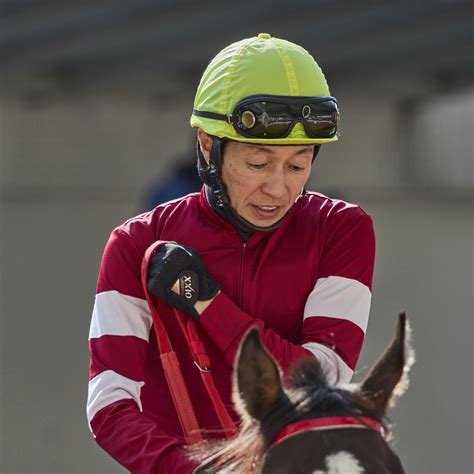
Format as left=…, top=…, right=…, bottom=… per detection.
left=147, top=242, right=220, bottom=320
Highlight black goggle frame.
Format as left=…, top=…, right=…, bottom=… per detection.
left=193, top=94, right=339, bottom=140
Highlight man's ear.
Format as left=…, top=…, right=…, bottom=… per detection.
left=197, top=129, right=212, bottom=164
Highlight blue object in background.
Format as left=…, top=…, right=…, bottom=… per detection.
left=144, top=160, right=203, bottom=210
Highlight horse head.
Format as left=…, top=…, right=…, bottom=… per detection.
left=193, top=313, right=414, bottom=473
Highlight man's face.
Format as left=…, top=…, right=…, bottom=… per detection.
left=220, top=140, right=314, bottom=227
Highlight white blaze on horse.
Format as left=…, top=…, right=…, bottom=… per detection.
left=191, top=313, right=414, bottom=473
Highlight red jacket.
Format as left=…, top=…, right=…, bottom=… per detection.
left=87, top=187, right=375, bottom=473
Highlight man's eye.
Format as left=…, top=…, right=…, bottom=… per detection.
left=248, top=163, right=266, bottom=169
left=290, top=165, right=305, bottom=172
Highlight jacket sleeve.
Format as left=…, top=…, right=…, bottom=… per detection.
left=87, top=228, right=198, bottom=474
left=199, top=209, right=375, bottom=383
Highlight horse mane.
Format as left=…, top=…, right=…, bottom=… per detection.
left=188, top=356, right=388, bottom=472
left=187, top=420, right=264, bottom=473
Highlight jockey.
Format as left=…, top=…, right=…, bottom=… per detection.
left=87, top=33, right=376, bottom=473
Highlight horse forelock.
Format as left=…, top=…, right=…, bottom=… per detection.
left=289, top=356, right=329, bottom=389
left=287, top=358, right=386, bottom=428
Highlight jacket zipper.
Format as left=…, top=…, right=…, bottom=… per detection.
left=238, top=242, right=247, bottom=310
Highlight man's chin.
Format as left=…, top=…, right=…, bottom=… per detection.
left=240, top=211, right=283, bottom=229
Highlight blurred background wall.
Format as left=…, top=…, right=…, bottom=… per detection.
left=0, top=1, right=472, bottom=473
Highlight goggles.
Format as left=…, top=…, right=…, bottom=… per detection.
left=193, top=94, right=339, bottom=140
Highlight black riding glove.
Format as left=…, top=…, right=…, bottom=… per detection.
left=147, top=242, right=220, bottom=320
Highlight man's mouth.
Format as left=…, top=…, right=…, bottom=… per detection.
left=251, top=205, right=281, bottom=218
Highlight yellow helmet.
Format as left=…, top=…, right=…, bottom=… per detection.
left=191, top=33, right=339, bottom=145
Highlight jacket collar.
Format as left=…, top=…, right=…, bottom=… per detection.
left=198, top=186, right=304, bottom=240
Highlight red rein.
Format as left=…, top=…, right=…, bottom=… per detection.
left=141, top=241, right=237, bottom=444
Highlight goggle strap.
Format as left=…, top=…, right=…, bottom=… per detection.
left=193, top=109, right=233, bottom=124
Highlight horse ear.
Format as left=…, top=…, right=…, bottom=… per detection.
left=359, top=313, right=415, bottom=414
left=233, top=327, right=284, bottom=422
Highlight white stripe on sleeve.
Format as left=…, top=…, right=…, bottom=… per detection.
left=87, top=370, right=145, bottom=429
left=302, top=342, right=354, bottom=384
left=303, top=276, right=371, bottom=333
left=89, top=290, right=152, bottom=341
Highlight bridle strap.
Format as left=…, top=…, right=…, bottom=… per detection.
left=270, top=416, right=386, bottom=447
left=141, top=240, right=237, bottom=445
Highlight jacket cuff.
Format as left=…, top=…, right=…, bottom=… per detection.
left=199, top=292, right=254, bottom=362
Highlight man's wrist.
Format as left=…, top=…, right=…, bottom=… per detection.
left=194, top=291, right=220, bottom=316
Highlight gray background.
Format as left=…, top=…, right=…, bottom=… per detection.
left=1, top=1, right=473, bottom=473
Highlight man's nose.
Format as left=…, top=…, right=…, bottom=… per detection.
left=261, top=170, right=286, bottom=198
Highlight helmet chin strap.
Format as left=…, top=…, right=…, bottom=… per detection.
left=197, top=137, right=319, bottom=236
